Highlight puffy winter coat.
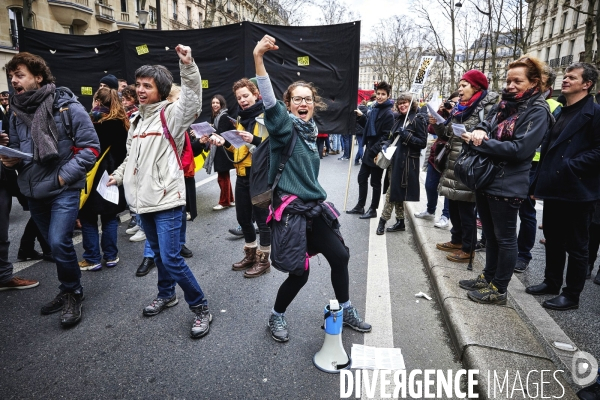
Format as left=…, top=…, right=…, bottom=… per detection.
left=433, top=91, right=499, bottom=202
left=8, top=87, right=99, bottom=199
left=112, top=61, right=201, bottom=214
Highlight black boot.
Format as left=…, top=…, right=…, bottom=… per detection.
left=60, top=291, right=84, bottom=327
left=376, top=218, right=386, bottom=235
left=136, top=257, right=155, bottom=277
left=386, top=218, right=405, bottom=232
left=346, top=205, right=365, bottom=215
left=359, top=207, right=377, bottom=219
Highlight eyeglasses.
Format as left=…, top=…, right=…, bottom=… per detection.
left=291, top=96, right=314, bottom=105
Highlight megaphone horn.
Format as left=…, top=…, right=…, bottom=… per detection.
left=313, top=300, right=351, bottom=373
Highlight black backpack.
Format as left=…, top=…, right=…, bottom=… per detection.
left=250, top=129, right=298, bottom=208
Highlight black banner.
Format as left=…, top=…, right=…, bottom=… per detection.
left=19, top=21, right=360, bottom=134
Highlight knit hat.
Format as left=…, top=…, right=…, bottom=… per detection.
left=99, top=74, right=118, bottom=90
left=460, top=70, right=488, bottom=91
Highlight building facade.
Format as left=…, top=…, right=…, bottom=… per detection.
left=0, top=0, right=286, bottom=91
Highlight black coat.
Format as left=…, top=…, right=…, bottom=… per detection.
left=79, top=118, right=128, bottom=217
left=533, top=95, right=600, bottom=202
left=357, top=102, right=394, bottom=168
left=383, top=111, right=428, bottom=203
left=211, top=112, right=235, bottom=173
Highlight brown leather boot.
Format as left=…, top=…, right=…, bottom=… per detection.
left=244, top=249, right=271, bottom=278
left=232, top=246, right=257, bottom=271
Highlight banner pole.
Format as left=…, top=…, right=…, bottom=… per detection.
left=343, top=135, right=356, bottom=211
left=402, top=95, right=415, bottom=130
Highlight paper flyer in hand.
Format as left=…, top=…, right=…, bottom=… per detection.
left=97, top=171, right=119, bottom=204
left=190, top=122, right=215, bottom=137
left=0, top=145, right=33, bottom=159
left=451, top=123, right=467, bottom=137
left=220, top=130, right=248, bottom=148
left=426, top=93, right=446, bottom=125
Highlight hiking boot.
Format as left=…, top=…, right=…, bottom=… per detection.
left=376, top=218, right=386, bottom=235
left=41, top=292, right=68, bottom=315
left=459, top=273, right=488, bottom=290
left=343, top=305, right=372, bottom=332
left=79, top=259, right=102, bottom=271
left=414, top=210, right=435, bottom=220
left=268, top=313, right=289, bottom=342
left=346, top=205, right=364, bottom=215
left=446, top=250, right=473, bottom=263
left=232, top=246, right=257, bottom=271
left=143, top=295, right=178, bottom=317
left=180, top=245, right=193, bottom=258
left=514, top=260, right=529, bottom=273
left=190, top=304, right=212, bottom=339
left=17, top=248, right=43, bottom=261
left=244, top=249, right=271, bottom=278
left=61, top=291, right=84, bottom=327
left=467, top=283, right=507, bottom=305
left=228, top=225, right=244, bottom=237
left=136, top=257, right=155, bottom=277
left=105, top=257, right=119, bottom=268
left=0, top=277, right=40, bottom=291
left=436, top=241, right=462, bottom=252
left=386, top=218, right=405, bottom=232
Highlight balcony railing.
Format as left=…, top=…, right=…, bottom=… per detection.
left=548, top=58, right=560, bottom=68
left=560, top=54, right=573, bottom=66
left=95, top=2, right=115, bottom=22
left=120, top=12, right=129, bottom=21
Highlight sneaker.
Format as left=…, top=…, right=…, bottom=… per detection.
left=576, top=381, right=600, bottom=400
left=414, top=210, right=435, bottom=220
left=459, top=273, right=488, bottom=290
left=229, top=225, right=244, bottom=237
left=180, top=245, right=193, bottom=258
left=186, top=212, right=191, bottom=220
left=343, top=305, right=372, bottom=332
left=0, top=277, right=40, bottom=291
left=130, top=230, right=146, bottom=242
left=127, top=218, right=137, bottom=229
left=230, top=202, right=236, bottom=206
left=338, top=156, right=349, bottom=160
left=467, top=283, right=507, bottom=305
left=268, top=313, right=289, bottom=342
left=190, top=304, right=213, bottom=339
left=79, top=259, right=102, bottom=271
left=143, top=295, right=178, bottom=317
left=434, top=216, right=449, bottom=229
left=514, top=260, right=529, bottom=273
left=213, top=204, right=226, bottom=210
left=41, top=292, right=67, bottom=315
left=105, top=257, right=119, bottom=268
left=61, top=291, right=84, bottom=327
left=474, top=240, right=486, bottom=252
left=126, top=224, right=140, bottom=234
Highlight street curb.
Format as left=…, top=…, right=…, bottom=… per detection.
left=404, top=172, right=578, bottom=399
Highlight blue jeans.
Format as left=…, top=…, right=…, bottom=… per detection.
left=142, top=206, right=186, bottom=258
left=28, top=189, right=82, bottom=292
left=355, top=135, right=364, bottom=163
left=342, top=135, right=351, bottom=158
left=80, top=213, right=118, bottom=263
left=517, top=165, right=538, bottom=263
left=330, top=134, right=341, bottom=151
left=477, top=191, right=520, bottom=293
left=425, top=164, right=449, bottom=218
left=138, top=207, right=206, bottom=307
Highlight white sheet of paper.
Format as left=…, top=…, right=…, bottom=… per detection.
left=97, top=171, right=119, bottom=204
left=383, top=146, right=397, bottom=160
left=220, top=130, right=248, bottom=148
left=0, top=145, right=33, bottom=159
left=426, top=102, right=446, bottom=124
left=350, top=344, right=406, bottom=370
left=190, top=122, right=215, bottom=137
left=452, top=123, right=467, bottom=137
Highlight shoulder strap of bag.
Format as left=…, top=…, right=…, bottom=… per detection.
left=271, top=128, right=298, bottom=191
left=159, top=104, right=183, bottom=170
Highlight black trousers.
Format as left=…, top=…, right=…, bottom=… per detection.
left=235, top=172, right=270, bottom=246
left=357, top=163, right=384, bottom=210
left=20, top=217, right=51, bottom=254
left=274, top=216, right=350, bottom=313
left=543, top=200, right=594, bottom=301
left=0, top=183, right=12, bottom=283
left=589, top=222, right=600, bottom=268
left=449, top=199, right=476, bottom=253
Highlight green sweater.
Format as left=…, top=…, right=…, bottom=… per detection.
left=264, top=101, right=327, bottom=202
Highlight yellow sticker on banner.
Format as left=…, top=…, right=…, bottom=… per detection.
left=202, top=80, right=209, bottom=89
left=81, top=87, right=93, bottom=95
left=297, top=56, right=309, bottom=66
left=136, top=44, right=149, bottom=55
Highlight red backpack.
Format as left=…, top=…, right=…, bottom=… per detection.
left=159, top=107, right=195, bottom=178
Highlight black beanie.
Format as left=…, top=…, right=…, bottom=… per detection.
left=99, top=74, right=118, bottom=90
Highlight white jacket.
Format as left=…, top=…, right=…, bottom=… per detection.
left=112, top=61, right=201, bottom=214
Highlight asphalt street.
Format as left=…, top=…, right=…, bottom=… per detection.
left=0, top=152, right=462, bottom=399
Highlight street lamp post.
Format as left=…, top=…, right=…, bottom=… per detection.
left=137, top=9, right=149, bottom=29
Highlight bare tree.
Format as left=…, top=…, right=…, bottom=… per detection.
left=313, top=0, right=359, bottom=25
left=561, top=0, right=600, bottom=67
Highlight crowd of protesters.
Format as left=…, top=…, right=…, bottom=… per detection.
left=2, top=37, right=600, bottom=400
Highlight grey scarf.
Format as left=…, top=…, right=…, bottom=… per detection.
left=10, top=84, right=59, bottom=164
left=204, top=108, right=228, bottom=174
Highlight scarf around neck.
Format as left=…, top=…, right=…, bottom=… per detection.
left=90, top=105, right=110, bottom=122
left=447, top=90, right=487, bottom=124
left=10, top=83, right=60, bottom=164
left=238, top=100, right=263, bottom=132
left=495, top=87, right=539, bottom=141
left=365, top=99, right=393, bottom=137
left=289, top=112, right=318, bottom=152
